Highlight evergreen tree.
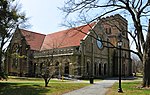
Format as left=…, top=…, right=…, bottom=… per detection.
left=0, top=0, right=28, bottom=79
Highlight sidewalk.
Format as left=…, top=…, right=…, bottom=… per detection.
left=63, top=79, right=117, bottom=95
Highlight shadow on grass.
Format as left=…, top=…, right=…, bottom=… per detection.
left=8, top=77, right=43, bottom=81
left=0, top=82, right=50, bottom=95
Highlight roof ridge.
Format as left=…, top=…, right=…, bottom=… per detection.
left=40, top=22, right=96, bottom=50
left=20, top=22, right=95, bottom=36
left=46, top=23, right=94, bottom=35
left=20, top=29, right=46, bottom=36
left=20, top=22, right=96, bottom=51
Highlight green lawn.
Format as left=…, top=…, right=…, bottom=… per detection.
left=6, top=76, right=69, bottom=83
left=0, top=76, right=90, bottom=95
left=106, top=81, right=150, bottom=95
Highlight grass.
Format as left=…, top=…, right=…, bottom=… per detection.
left=0, top=76, right=90, bottom=95
left=6, top=76, right=69, bottom=83
left=107, top=73, right=150, bottom=95
left=106, top=81, right=150, bottom=95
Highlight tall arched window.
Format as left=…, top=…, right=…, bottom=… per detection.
left=12, top=43, right=19, bottom=69
left=104, top=64, right=107, bottom=75
left=94, top=63, right=97, bottom=76
left=99, top=64, right=101, bottom=75
left=40, top=63, right=43, bottom=71
left=64, top=62, right=69, bottom=75
left=86, top=61, right=90, bottom=75
left=55, top=62, right=59, bottom=75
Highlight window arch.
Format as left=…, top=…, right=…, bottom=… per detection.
left=64, top=62, right=69, bottom=75
left=86, top=61, right=90, bottom=75
left=94, top=62, right=97, bottom=76
left=108, top=28, right=111, bottom=34
left=55, top=61, right=59, bottom=75
left=99, top=63, right=101, bottom=76
left=105, top=28, right=111, bottom=34
left=104, top=63, right=107, bottom=75
left=12, top=43, right=20, bottom=69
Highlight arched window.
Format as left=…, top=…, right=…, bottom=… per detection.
left=40, top=63, right=43, bottom=71
left=33, top=63, right=36, bottom=75
left=64, top=62, right=69, bottom=75
left=12, top=43, right=19, bottom=69
left=55, top=62, right=59, bottom=68
left=104, top=64, right=107, bottom=75
left=105, top=28, right=108, bottom=34
left=86, top=61, right=90, bottom=75
left=55, top=62, right=59, bottom=75
left=109, top=28, right=111, bottom=34
left=94, top=63, right=97, bottom=76
left=105, top=28, right=111, bottom=34
left=99, top=64, right=101, bottom=75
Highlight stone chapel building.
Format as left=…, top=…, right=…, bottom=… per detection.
left=5, top=14, right=132, bottom=78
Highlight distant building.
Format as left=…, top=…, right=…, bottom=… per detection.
left=5, top=14, right=132, bottom=78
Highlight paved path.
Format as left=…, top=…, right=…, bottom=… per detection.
left=63, top=79, right=117, bottom=95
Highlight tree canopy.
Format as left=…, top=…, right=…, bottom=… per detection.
left=0, top=0, right=28, bottom=75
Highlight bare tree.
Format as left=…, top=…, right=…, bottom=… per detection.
left=143, top=20, right=150, bottom=87
left=37, top=47, right=56, bottom=87
left=39, top=33, right=71, bottom=87
left=60, top=0, right=150, bottom=87
left=40, top=59, right=56, bottom=87
left=132, top=55, right=143, bottom=76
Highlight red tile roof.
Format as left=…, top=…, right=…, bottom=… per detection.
left=20, top=29, right=46, bottom=51
left=41, top=23, right=95, bottom=50
left=20, top=23, right=95, bottom=51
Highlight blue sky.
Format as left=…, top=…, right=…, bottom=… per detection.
left=17, top=0, right=149, bottom=57
left=18, top=0, right=136, bottom=50
left=19, top=0, right=66, bottom=34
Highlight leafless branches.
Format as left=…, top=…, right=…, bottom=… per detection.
left=60, top=0, right=150, bottom=60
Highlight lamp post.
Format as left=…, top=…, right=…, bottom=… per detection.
left=118, top=33, right=123, bottom=93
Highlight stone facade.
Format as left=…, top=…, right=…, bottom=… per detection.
left=5, top=14, right=132, bottom=78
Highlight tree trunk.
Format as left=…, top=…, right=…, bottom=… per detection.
left=143, top=52, right=150, bottom=87
left=44, top=78, right=49, bottom=87
left=0, top=40, right=5, bottom=73
left=143, top=19, right=150, bottom=87
left=0, top=49, right=2, bottom=72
